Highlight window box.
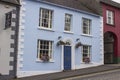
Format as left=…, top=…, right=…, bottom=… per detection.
left=75, top=42, right=82, bottom=48
left=57, top=40, right=66, bottom=46
left=83, top=57, right=90, bottom=64
left=57, top=40, right=71, bottom=46
left=41, top=53, right=50, bottom=62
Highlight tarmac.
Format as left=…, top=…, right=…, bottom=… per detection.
left=15, top=64, right=120, bottom=80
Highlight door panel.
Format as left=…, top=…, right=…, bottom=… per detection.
left=104, top=32, right=115, bottom=64
left=104, top=53, right=113, bottom=64
left=104, top=43, right=114, bottom=64
left=64, top=46, right=71, bottom=70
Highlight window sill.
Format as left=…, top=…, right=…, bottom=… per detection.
left=36, top=59, right=55, bottom=63
left=38, top=27, right=55, bottom=32
left=81, top=62, right=93, bottom=64
left=106, top=23, right=115, bottom=27
left=64, top=31, right=74, bottom=34
left=81, top=34, right=93, bottom=37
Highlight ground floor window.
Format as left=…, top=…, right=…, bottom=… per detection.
left=82, top=45, right=91, bottom=63
left=37, top=40, right=53, bottom=62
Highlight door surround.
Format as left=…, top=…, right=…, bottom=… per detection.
left=61, top=38, right=75, bottom=70
left=104, top=32, right=117, bottom=64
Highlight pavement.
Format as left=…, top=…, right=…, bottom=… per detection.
left=15, top=64, right=120, bottom=80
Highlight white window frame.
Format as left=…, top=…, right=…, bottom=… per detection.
left=106, top=10, right=114, bottom=25
left=82, top=45, right=91, bottom=63
left=37, top=40, right=53, bottom=62
left=64, top=14, right=72, bottom=32
left=82, top=18, right=91, bottom=35
left=39, top=8, right=53, bottom=29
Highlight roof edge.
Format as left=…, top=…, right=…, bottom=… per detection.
left=35, top=0, right=101, bottom=17
left=0, top=0, right=20, bottom=5
left=100, top=0, right=120, bottom=9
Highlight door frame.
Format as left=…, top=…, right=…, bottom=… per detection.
left=61, top=38, right=75, bottom=70
left=104, top=32, right=117, bottom=64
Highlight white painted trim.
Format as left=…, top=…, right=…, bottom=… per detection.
left=11, top=22, right=16, bottom=27
left=19, top=0, right=22, bottom=5
left=100, top=17, right=104, bottom=64
left=22, top=1, right=26, bottom=5
left=37, top=27, right=55, bottom=32
left=61, top=46, right=64, bottom=70
left=106, top=10, right=114, bottom=25
left=81, top=45, right=91, bottom=63
left=63, top=31, right=74, bottom=34
left=17, top=70, right=62, bottom=78
left=12, top=13, right=16, bottom=18
left=36, top=59, right=55, bottom=63
left=81, top=34, right=93, bottom=37
left=17, top=0, right=26, bottom=77
left=61, top=38, right=75, bottom=70
left=72, top=44, right=75, bottom=70
left=40, top=8, right=53, bottom=29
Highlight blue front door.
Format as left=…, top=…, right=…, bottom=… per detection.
left=64, top=46, right=71, bottom=70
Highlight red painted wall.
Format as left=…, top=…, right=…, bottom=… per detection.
left=102, top=3, right=120, bottom=57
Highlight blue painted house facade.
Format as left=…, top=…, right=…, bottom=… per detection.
left=17, top=0, right=103, bottom=77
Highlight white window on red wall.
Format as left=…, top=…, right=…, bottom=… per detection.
left=39, top=8, right=53, bottom=29
left=82, top=45, right=91, bottom=63
left=106, top=10, right=114, bottom=25
left=37, top=40, right=53, bottom=62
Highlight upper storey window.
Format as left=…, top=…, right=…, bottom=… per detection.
left=82, top=18, right=91, bottom=35
left=106, top=10, right=114, bottom=25
left=39, top=8, right=53, bottom=29
left=64, top=14, right=72, bottom=32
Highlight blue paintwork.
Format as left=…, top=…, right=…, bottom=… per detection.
left=20, top=0, right=103, bottom=73
left=64, top=46, right=71, bottom=70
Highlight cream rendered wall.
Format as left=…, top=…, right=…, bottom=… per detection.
left=0, top=3, right=16, bottom=75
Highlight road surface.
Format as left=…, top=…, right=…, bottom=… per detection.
left=61, top=69, right=120, bottom=80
